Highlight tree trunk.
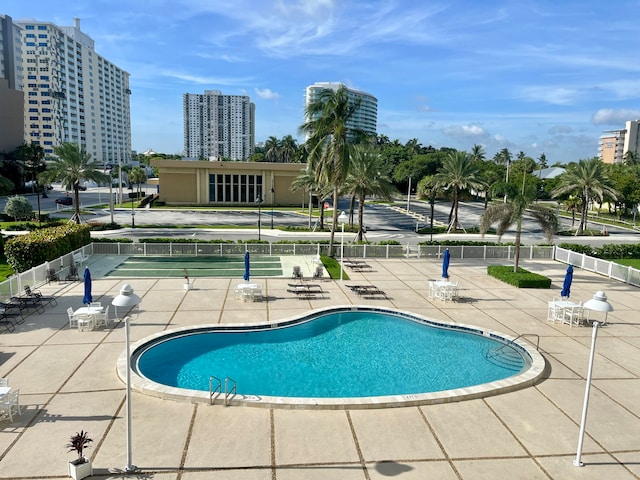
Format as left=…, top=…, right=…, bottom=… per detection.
left=513, top=216, right=522, bottom=272
left=328, top=186, right=338, bottom=254
left=349, top=195, right=355, bottom=226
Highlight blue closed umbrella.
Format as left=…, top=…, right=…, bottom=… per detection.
left=243, top=251, right=250, bottom=282
left=442, top=248, right=450, bottom=279
left=82, top=267, right=93, bottom=304
left=561, top=264, right=573, bottom=298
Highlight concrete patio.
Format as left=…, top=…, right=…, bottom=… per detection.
left=0, top=256, right=639, bottom=479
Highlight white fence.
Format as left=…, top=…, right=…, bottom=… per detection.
left=554, top=246, right=640, bottom=287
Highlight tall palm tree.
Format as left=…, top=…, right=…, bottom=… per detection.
left=129, top=166, right=147, bottom=197
left=299, top=84, right=365, bottom=252
left=480, top=172, right=557, bottom=271
left=344, top=145, right=397, bottom=241
left=433, top=151, right=485, bottom=232
left=279, top=135, right=298, bottom=163
left=264, top=136, right=280, bottom=162
left=470, top=144, right=485, bottom=162
left=551, top=157, right=618, bottom=235
left=38, top=142, right=109, bottom=223
left=290, top=168, right=331, bottom=230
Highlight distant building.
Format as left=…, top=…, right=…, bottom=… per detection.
left=183, top=90, right=255, bottom=161
left=14, top=17, right=132, bottom=164
left=304, top=82, right=377, bottom=140
left=0, top=15, right=24, bottom=152
left=536, top=166, right=565, bottom=180
left=599, top=120, right=640, bottom=164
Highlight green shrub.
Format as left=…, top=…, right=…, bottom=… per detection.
left=487, top=265, right=552, bottom=288
left=378, top=240, right=401, bottom=245
left=91, top=237, right=134, bottom=243
left=4, top=223, right=91, bottom=272
left=88, top=222, right=122, bottom=231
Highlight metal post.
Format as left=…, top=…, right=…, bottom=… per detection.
left=124, top=315, right=136, bottom=473
left=256, top=196, right=262, bottom=241
left=340, top=221, right=345, bottom=281
left=406, top=176, right=411, bottom=212
left=429, top=195, right=435, bottom=242
left=574, top=321, right=600, bottom=467
left=270, top=187, right=274, bottom=229
left=129, top=187, right=135, bottom=227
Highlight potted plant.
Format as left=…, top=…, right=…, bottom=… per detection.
left=67, top=430, right=93, bottom=480
left=183, top=269, right=191, bottom=290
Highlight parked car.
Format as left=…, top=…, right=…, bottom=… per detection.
left=55, top=197, right=73, bottom=206
left=76, top=184, right=87, bottom=191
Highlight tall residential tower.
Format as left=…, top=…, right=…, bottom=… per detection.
left=599, top=120, right=640, bottom=164
left=304, top=82, right=377, bottom=140
left=183, top=90, right=255, bottom=161
left=16, top=17, right=131, bottom=164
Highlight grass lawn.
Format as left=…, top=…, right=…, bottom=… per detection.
left=614, top=259, right=640, bottom=269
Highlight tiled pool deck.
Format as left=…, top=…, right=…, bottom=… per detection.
left=1, top=256, right=639, bottom=479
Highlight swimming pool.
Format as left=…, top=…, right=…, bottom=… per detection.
left=119, top=306, right=545, bottom=408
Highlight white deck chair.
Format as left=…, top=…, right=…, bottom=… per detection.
left=563, top=303, right=583, bottom=327
left=251, top=287, right=263, bottom=302
left=76, top=313, right=94, bottom=331
left=94, top=306, right=109, bottom=328
left=67, top=307, right=78, bottom=328
left=0, top=388, right=21, bottom=422
left=242, top=288, right=253, bottom=302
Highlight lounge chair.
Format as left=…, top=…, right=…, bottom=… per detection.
left=24, top=285, right=57, bottom=307
left=313, top=265, right=325, bottom=281
left=65, top=264, right=79, bottom=282
left=292, top=266, right=303, bottom=279
left=46, top=268, right=60, bottom=284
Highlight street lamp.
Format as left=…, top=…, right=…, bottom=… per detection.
left=270, top=187, right=275, bottom=229
left=573, top=291, right=613, bottom=468
left=256, top=195, right=263, bottom=241
left=111, top=284, right=142, bottom=474
left=429, top=193, right=435, bottom=242
left=338, top=211, right=348, bottom=281
left=129, top=186, right=135, bottom=228
left=35, top=181, right=42, bottom=227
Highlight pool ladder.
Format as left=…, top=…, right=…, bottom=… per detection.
left=485, top=334, right=540, bottom=369
left=209, top=376, right=237, bottom=406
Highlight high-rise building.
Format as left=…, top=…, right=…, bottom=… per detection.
left=599, top=120, right=640, bottom=164
left=0, top=14, right=25, bottom=152
left=183, top=90, right=255, bottom=161
left=15, top=17, right=131, bottom=164
left=304, top=82, right=377, bottom=140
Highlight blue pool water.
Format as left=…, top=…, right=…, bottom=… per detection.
left=136, top=310, right=527, bottom=398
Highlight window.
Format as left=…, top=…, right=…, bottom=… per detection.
left=25, top=25, right=35, bottom=30
left=37, top=25, right=46, bottom=30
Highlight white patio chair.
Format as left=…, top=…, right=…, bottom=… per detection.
left=67, top=307, right=78, bottom=328
left=89, top=302, right=102, bottom=309
left=76, top=313, right=94, bottom=331
left=0, top=388, right=21, bottom=422
left=94, top=306, right=109, bottom=328
left=242, top=288, right=253, bottom=302
left=428, top=281, right=436, bottom=300
left=563, top=303, right=583, bottom=327
left=445, top=282, right=459, bottom=301
left=251, top=287, right=263, bottom=302
left=0, top=378, right=7, bottom=387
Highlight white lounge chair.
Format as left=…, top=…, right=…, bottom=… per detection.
left=0, top=388, right=21, bottom=422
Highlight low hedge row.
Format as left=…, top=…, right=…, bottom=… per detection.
left=5, top=223, right=91, bottom=273
left=487, top=265, right=552, bottom=288
left=559, top=242, right=640, bottom=259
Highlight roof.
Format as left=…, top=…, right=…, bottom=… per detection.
left=536, top=166, right=566, bottom=179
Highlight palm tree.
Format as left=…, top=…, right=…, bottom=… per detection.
left=290, top=168, right=331, bottom=230
left=551, top=157, right=618, bottom=235
left=279, top=135, right=298, bottom=163
left=480, top=172, right=557, bottom=271
left=299, top=84, right=365, bottom=253
left=38, top=142, right=109, bottom=223
left=15, top=141, right=45, bottom=188
left=344, top=145, right=397, bottom=241
left=264, top=136, right=280, bottom=162
left=470, top=144, right=485, bottom=162
left=129, top=166, right=147, bottom=197
left=433, top=151, right=485, bottom=231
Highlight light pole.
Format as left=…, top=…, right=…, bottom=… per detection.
left=256, top=195, right=263, bottom=241
left=270, top=187, right=275, bottom=229
left=129, top=186, right=135, bottom=228
left=35, top=182, right=42, bottom=227
left=406, top=176, right=411, bottom=212
left=573, top=291, right=613, bottom=467
left=429, top=193, right=435, bottom=242
left=338, top=211, right=348, bottom=281
left=111, top=284, right=141, bottom=474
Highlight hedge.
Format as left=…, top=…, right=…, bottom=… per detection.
left=487, top=265, right=551, bottom=288
left=5, top=223, right=91, bottom=272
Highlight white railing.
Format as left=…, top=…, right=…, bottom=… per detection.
left=554, top=246, right=640, bottom=287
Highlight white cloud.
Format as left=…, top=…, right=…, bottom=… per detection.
left=548, top=125, right=574, bottom=135
left=254, top=87, right=280, bottom=100
left=591, top=108, right=640, bottom=125
left=519, top=86, right=580, bottom=105
left=442, top=124, right=487, bottom=138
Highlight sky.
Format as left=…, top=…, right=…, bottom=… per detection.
left=4, top=0, right=640, bottom=163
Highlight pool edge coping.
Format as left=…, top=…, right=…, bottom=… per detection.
left=117, top=305, right=546, bottom=409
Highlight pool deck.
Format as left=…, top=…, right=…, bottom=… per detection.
left=1, top=256, right=639, bottom=479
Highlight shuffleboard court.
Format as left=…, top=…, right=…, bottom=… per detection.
left=105, top=256, right=284, bottom=278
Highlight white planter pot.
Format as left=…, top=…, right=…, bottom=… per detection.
left=69, top=457, right=92, bottom=480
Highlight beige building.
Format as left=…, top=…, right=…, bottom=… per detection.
left=599, top=120, right=640, bottom=164
left=0, top=78, right=24, bottom=152
left=151, top=159, right=307, bottom=206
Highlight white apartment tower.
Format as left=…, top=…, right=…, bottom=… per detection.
left=183, top=90, right=255, bottom=161
left=599, top=120, right=640, bottom=164
left=304, top=82, right=377, bottom=140
left=16, top=17, right=131, bottom=164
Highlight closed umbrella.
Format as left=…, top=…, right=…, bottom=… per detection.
left=561, top=264, right=573, bottom=298
left=243, top=251, right=250, bottom=282
left=82, top=267, right=93, bottom=304
left=442, top=248, right=450, bottom=279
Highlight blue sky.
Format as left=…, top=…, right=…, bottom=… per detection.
left=5, top=0, right=640, bottom=163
